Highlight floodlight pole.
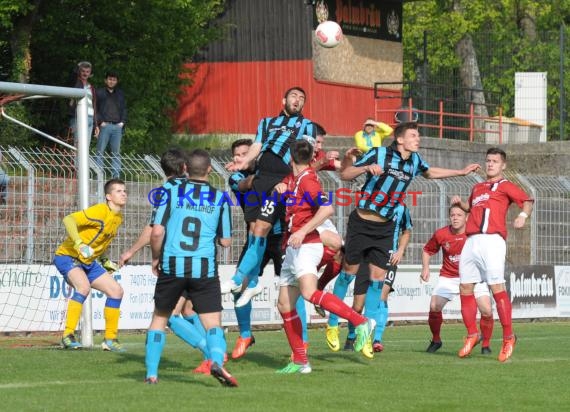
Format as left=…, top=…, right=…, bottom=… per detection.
left=0, top=81, right=93, bottom=347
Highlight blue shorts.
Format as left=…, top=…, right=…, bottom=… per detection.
left=53, top=255, right=106, bottom=284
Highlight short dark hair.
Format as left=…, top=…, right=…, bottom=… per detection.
left=105, top=71, right=119, bottom=79
left=313, top=122, right=326, bottom=136
left=486, top=147, right=507, bottom=161
left=231, top=138, right=253, bottom=154
left=394, top=122, right=418, bottom=139
left=187, top=149, right=211, bottom=177
left=290, top=140, right=313, bottom=165
left=160, top=148, right=187, bottom=177
left=448, top=204, right=467, bottom=215
left=104, top=178, right=125, bottom=195
left=284, top=86, right=306, bottom=99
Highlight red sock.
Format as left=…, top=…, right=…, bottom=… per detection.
left=479, top=315, right=494, bottom=347
left=318, top=246, right=336, bottom=270
left=493, top=291, right=513, bottom=338
left=460, top=294, right=478, bottom=335
left=309, top=290, right=366, bottom=326
left=317, top=259, right=342, bottom=291
left=428, top=311, right=443, bottom=342
left=280, top=310, right=307, bottom=364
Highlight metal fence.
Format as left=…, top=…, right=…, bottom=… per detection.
left=407, top=27, right=568, bottom=142
left=1, top=146, right=568, bottom=267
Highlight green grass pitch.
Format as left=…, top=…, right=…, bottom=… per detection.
left=1, top=321, right=569, bottom=411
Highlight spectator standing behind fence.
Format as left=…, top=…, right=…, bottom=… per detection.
left=69, top=61, right=98, bottom=147
left=0, top=152, right=8, bottom=206
left=95, top=71, right=127, bottom=178
left=353, top=118, right=393, bottom=154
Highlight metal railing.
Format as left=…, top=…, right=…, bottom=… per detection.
left=1, top=146, right=568, bottom=267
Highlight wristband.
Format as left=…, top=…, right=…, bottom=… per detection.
left=519, top=212, right=529, bottom=218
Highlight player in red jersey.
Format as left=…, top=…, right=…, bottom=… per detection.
left=451, top=148, right=533, bottom=362
left=308, top=122, right=343, bottom=317
left=310, top=123, right=341, bottom=172
left=273, top=139, right=375, bottom=373
left=421, top=205, right=494, bottom=354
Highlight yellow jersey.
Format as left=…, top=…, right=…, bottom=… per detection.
left=354, top=122, right=394, bottom=153
left=55, top=203, right=123, bottom=264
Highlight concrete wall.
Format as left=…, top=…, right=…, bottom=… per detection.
left=325, top=136, right=570, bottom=176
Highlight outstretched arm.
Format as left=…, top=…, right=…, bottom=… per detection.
left=450, top=195, right=470, bottom=213
left=340, top=147, right=381, bottom=180
left=226, top=142, right=262, bottom=172
left=423, top=163, right=480, bottom=179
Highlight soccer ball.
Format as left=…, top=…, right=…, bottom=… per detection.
left=315, top=21, right=342, bottom=48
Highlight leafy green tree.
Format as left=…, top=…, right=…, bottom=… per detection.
left=403, top=0, right=569, bottom=140
left=1, top=0, right=225, bottom=151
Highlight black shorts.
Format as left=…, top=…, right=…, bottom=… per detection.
left=154, top=275, right=222, bottom=314
left=243, top=152, right=289, bottom=224
left=344, top=209, right=395, bottom=269
left=353, top=264, right=398, bottom=295
left=260, top=232, right=284, bottom=276
left=236, top=231, right=284, bottom=277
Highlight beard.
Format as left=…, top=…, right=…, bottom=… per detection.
left=284, top=102, right=301, bottom=115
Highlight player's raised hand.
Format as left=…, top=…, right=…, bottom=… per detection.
left=225, top=161, right=239, bottom=172
left=326, top=150, right=339, bottom=160
left=345, top=147, right=362, bottom=158
left=365, top=164, right=383, bottom=175
left=450, top=195, right=462, bottom=206
left=461, top=163, right=481, bottom=175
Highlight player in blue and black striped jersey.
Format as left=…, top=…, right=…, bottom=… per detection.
left=336, top=122, right=480, bottom=352
left=145, top=149, right=238, bottom=387
left=223, top=86, right=317, bottom=307
left=227, top=138, right=298, bottom=359
left=120, top=148, right=216, bottom=375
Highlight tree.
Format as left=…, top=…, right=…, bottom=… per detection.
left=1, top=0, right=225, bottom=151
left=403, top=0, right=569, bottom=140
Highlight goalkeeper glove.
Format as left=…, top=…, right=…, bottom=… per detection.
left=100, top=257, right=119, bottom=273
left=74, top=240, right=94, bottom=259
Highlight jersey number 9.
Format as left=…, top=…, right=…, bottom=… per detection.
left=180, top=216, right=201, bottom=251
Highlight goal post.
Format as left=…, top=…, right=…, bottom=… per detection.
left=0, top=81, right=93, bottom=347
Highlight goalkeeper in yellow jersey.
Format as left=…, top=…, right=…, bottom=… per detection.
left=53, top=178, right=127, bottom=351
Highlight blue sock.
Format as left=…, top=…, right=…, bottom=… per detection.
left=295, top=296, right=308, bottom=343
left=232, top=236, right=267, bottom=285
left=347, top=322, right=356, bottom=339
left=145, top=330, right=166, bottom=379
left=206, top=327, right=227, bottom=366
left=364, top=281, right=382, bottom=321
left=168, top=315, right=208, bottom=357
left=234, top=292, right=252, bottom=338
left=374, top=300, right=389, bottom=342
left=328, top=271, right=355, bottom=327
left=183, top=313, right=209, bottom=358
